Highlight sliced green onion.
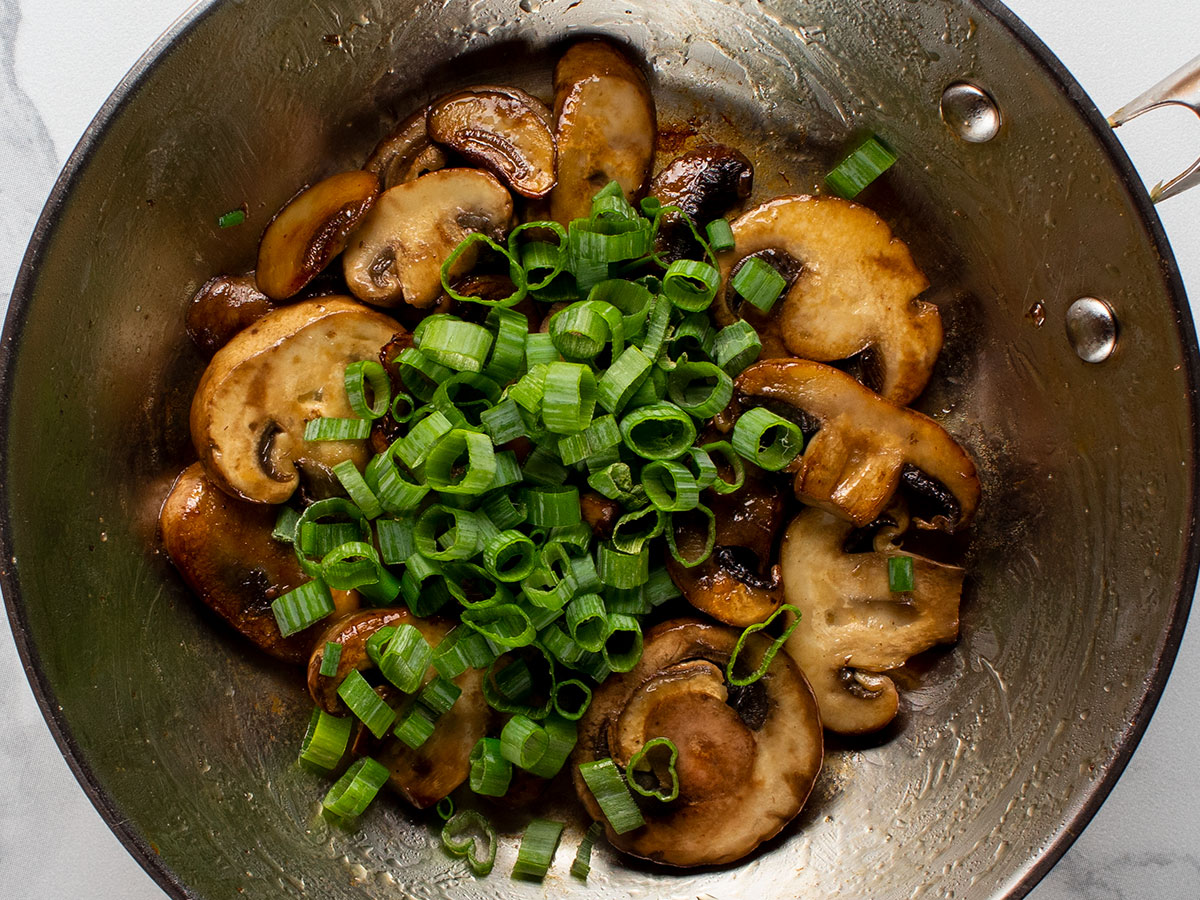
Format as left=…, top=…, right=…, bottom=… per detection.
left=332, top=459, right=383, bottom=520
left=525, top=331, right=561, bottom=367
left=685, top=446, right=718, bottom=491
left=366, top=626, right=397, bottom=668
left=501, top=714, right=550, bottom=769
left=558, top=414, right=621, bottom=467
left=666, top=504, right=716, bottom=568
left=396, top=347, right=452, bottom=402
left=540, top=623, right=585, bottom=668
left=298, top=707, right=352, bottom=770
left=701, top=440, right=745, bottom=494
left=218, top=208, right=245, bottom=228
left=337, top=670, right=396, bottom=738
left=482, top=647, right=554, bottom=718
left=610, top=506, right=665, bottom=554
left=365, top=448, right=429, bottom=514
left=272, top=505, right=300, bottom=543
left=420, top=676, right=462, bottom=718
left=434, top=626, right=495, bottom=679
left=627, top=737, right=679, bottom=802
left=461, top=603, right=535, bottom=648
left=271, top=579, right=334, bottom=637
left=826, top=134, right=898, bottom=199
left=525, top=713, right=578, bottom=779
left=597, top=345, right=652, bottom=415
left=578, top=758, right=645, bottom=834
left=522, top=486, right=581, bottom=527
left=641, top=460, right=700, bottom=512
left=522, top=445, right=568, bottom=487
left=431, top=373, right=503, bottom=429
left=514, top=231, right=567, bottom=291
left=481, top=493, right=526, bottom=530
left=437, top=797, right=455, bottom=821
left=713, top=320, right=762, bottom=377
left=705, top=217, right=735, bottom=252
left=597, top=542, right=649, bottom=589
left=601, top=612, right=643, bottom=673
left=645, top=566, right=683, bottom=607
left=638, top=294, right=672, bottom=363
left=732, top=406, right=805, bottom=470
left=322, top=757, right=389, bottom=819
left=425, top=429, right=497, bottom=495
left=483, top=530, right=538, bottom=582
left=666, top=360, right=733, bottom=418
left=303, top=417, right=371, bottom=441
left=414, top=505, right=480, bottom=562
left=399, top=553, right=452, bottom=617
left=395, top=705, right=436, bottom=748
left=379, top=623, right=433, bottom=693
left=483, top=307, right=528, bottom=383
left=508, top=363, right=548, bottom=414
left=442, top=809, right=499, bottom=876
left=299, top=521, right=361, bottom=558
left=731, top=256, right=787, bottom=314
left=319, top=641, right=343, bottom=678
left=888, top=555, right=915, bottom=592
left=726, top=603, right=803, bottom=686
left=566, top=594, right=609, bottom=653
left=389, top=390, right=416, bottom=423
left=470, top=737, right=514, bottom=797
left=619, top=402, right=696, bottom=460
left=418, top=317, right=494, bottom=373
left=625, top=365, right=667, bottom=410
left=662, top=259, right=720, bottom=312
left=480, top=397, right=527, bottom=445
left=553, top=679, right=592, bottom=720
left=571, top=822, right=604, bottom=880
left=513, top=818, right=564, bottom=880
left=549, top=301, right=623, bottom=361
left=344, top=360, right=391, bottom=420
left=586, top=461, right=641, bottom=504
left=589, top=279, right=653, bottom=336
left=292, top=498, right=370, bottom=575
left=447, top=562, right=513, bottom=609
left=542, top=361, right=597, bottom=434
left=397, top=409, right=454, bottom=468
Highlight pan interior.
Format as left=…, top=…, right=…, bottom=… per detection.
left=2, top=0, right=1193, bottom=898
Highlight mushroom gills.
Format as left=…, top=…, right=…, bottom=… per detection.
left=780, top=505, right=965, bottom=734
left=364, top=106, right=448, bottom=189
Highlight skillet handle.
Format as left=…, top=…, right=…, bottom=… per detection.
left=1109, top=54, right=1200, bottom=202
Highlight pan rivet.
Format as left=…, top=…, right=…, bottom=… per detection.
left=1065, top=297, right=1117, bottom=363
left=940, top=83, right=1001, bottom=142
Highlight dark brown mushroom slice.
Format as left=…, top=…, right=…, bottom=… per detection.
left=581, top=491, right=620, bottom=540
left=342, top=169, right=513, bottom=308
left=190, top=297, right=402, bottom=504
left=572, top=618, right=822, bottom=867
left=780, top=505, right=964, bottom=734
left=716, top=194, right=942, bottom=404
left=159, top=462, right=359, bottom=664
left=666, top=470, right=787, bottom=627
left=550, top=39, right=656, bottom=225
left=364, top=106, right=449, bottom=189
left=185, top=274, right=278, bottom=357
left=256, top=170, right=380, bottom=301
left=649, top=145, right=753, bottom=261
left=428, top=86, right=556, bottom=199
left=734, top=358, right=980, bottom=531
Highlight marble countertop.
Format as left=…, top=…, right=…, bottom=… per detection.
left=1, top=0, right=1198, bottom=897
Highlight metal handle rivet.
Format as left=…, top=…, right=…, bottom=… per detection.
left=940, top=82, right=1002, bottom=143
left=1065, top=297, right=1118, bottom=363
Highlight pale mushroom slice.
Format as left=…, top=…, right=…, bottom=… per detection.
left=716, top=194, right=942, bottom=405
left=308, top=609, right=489, bottom=808
left=256, top=170, right=380, bottom=300
left=428, top=86, right=556, bottom=198
left=364, top=106, right=449, bottom=189
left=342, top=168, right=513, bottom=308
left=159, top=463, right=358, bottom=664
left=780, top=505, right=964, bottom=734
left=185, top=274, right=277, bottom=357
left=735, top=358, right=980, bottom=531
left=190, top=296, right=402, bottom=504
left=572, top=619, right=822, bottom=867
left=666, top=468, right=786, bottom=627
left=550, top=39, right=656, bottom=224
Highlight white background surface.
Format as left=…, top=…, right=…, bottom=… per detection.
left=0, top=1, right=1198, bottom=898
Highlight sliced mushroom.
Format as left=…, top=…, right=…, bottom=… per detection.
left=572, top=618, right=822, bottom=867
left=550, top=39, right=656, bottom=224
left=185, top=274, right=277, bottom=358
left=666, top=470, right=786, bottom=627
left=780, top=505, right=964, bottom=734
left=342, top=169, right=513, bottom=308
left=649, top=145, right=753, bottom=261
left=428, top=86, right=556, bottom=198
left=308, top=609, right=488, bottom=808
left=581, top=491, right=620, bottom=540
left=716, top=195, right=941, bottom=405
left=159, top=462, right=358, bottom=664
left=256, top=170, right=380, bottom=300
left=191, top=296, right=402, bottom=503
left=364, top=106, right=449, bottom=189
left=735, top=358, right=980, bottom=531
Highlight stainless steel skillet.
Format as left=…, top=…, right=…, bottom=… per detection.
left=2, top=1, right=1198, bottom=898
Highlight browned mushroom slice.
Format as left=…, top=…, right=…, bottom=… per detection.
left=780, top=505, right=964, bottom=734
left=735, top=358, right=980, bottom=531
left=550, top=39, right=656, bottom=224
left=716, top=195, right=941, bottom=405
left=307, top=610, right=488, bottom=807
left=159, top=463, right=358, bottom=663
left=581, top=491, right=620, bottom=540
left=666, top=471, right=786, bottom=627
left=572, top=618, right=822, bottom=867
left=649, top=145, right=753, bottom=261
left=342, top=169, right=513, bottom=308
left=191, top=296, right=402, bottom=504
left=256, top=170, right=380, bottom=301
left=364, top=106, right=449, bottom=189
left=428, top=87, right=556, bottom=199
left=185, top=274, right=278, bottom=358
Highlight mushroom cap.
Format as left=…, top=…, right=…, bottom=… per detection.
left=780, top=505, right=964, bottom=734
left=308, top=609, right=489, bottom=808
left=649, top=145, right=754, bottom=262
left=428, top=86, right=556, bottom=199
left=735, top=358, right=980, bottom=531
left=256, top=170, right=380, bottom=300
left=158, top=462, right=358, bottom=663
left=190, top=296, right=402, bottom=504
left=550, top=39, right=656, bottom=225
left=364, top=106, right=448, bottom=190
left=572, top=618, right=823, bottom=867
left=716, top=194, right=941, bottom=405
left=185, top=273, right=277, bottom=358
left=342, top=168, right=513, bottom=308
